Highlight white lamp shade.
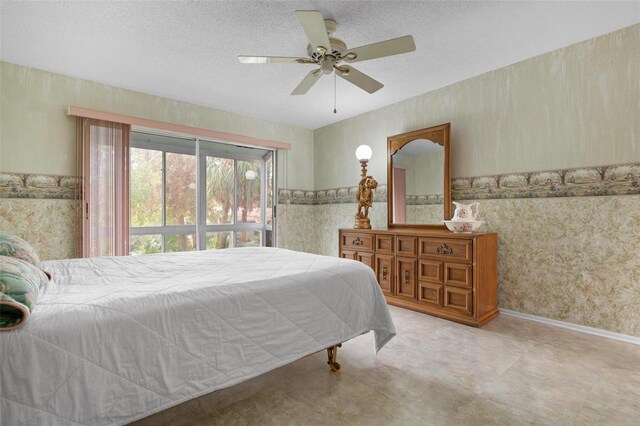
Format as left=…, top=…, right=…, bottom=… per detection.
left=355, top=145, right=373, bottom=161
left=245, top=170, right=257, bottom=180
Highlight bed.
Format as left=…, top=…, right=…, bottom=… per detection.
left=0, top=247, right=396, bottom=425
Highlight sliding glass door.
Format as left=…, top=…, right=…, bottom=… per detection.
left=130, top=132, right=275, bottom=255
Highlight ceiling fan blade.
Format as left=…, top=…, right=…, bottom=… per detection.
left=295, top=10, right=332, bottom=53
left=336, top=65, right=384, bottom=94
left=291, top=69, right=322, bottom=95
left=344, top=35, right=416, bottom=63
left=238, top=56, right=315, bottom=64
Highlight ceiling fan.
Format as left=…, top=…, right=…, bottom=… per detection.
left=238, top=10, right=416, bottom=95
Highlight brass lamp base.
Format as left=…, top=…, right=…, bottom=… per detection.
left=354, top=216, right=371, bottom=229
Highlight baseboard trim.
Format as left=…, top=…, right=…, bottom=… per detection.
left=500, top=309, right=640, bottom=346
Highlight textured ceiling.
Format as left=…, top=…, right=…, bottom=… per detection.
left=1, top=1, right=638, bottom=129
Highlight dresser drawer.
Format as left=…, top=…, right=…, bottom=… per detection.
left=444, top=263, right=473, bottom=289
left=340, top=249, right=358, bottom=261
left=418, top=260, right=443, bottom=283
left=397, top=236, right=418, bottom=257
left=444, top=286, right=473, bottom=316
left=375, top=234, right=395, bottom=255
left=341, top=233, right=374, bottom=251
left=418, top=282, right=443, bottom=307
left=419, top=238, right=473, bottom=263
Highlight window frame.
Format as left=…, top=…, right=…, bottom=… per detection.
left=129, top=131, right=276, bottom=254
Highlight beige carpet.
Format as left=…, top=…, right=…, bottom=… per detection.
left=132, top=306, right=640, bottom=425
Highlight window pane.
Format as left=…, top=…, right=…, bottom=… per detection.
left=266, top=154, right=273, bottom=225
left=130, top=137, right=275, bottom=253
left=235, top=231, right=261, bottom=247
left=166, top=152, right=196, bottom=226
left=130, top=235, right=162, bottom=255
left=236, top=160, right=262, bottom=223
left=206, top=232, right=231, bottom=250
left=165, top=234, right=196, bottom=252
left=130, top=148, right=162, bottom=227
left=206, top=157, right=234, bottom=224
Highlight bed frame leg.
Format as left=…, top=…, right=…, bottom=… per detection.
left=326, top=343, right=342, bottom=372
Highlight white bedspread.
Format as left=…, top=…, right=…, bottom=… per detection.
left=0, top=247, right=395, bottom=425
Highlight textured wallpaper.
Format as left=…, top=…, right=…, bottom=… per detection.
left=295, top=158, right=640, bottom=336
left=479, top=196, right=640, bottom=337
left=295, top=195, right=640, bottom=337
left=276, top=204, right=317, bottom=254
left=313, top=24, right=639, bottom=189
left=0, top=199, right=80, bottom=260
left=0, top=61, right=315, bottom=190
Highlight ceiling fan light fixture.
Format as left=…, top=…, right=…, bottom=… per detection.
left=321, top=56, right=335, bottom=74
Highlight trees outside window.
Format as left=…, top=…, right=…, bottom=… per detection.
left=129, top=133, right=275, bottom=254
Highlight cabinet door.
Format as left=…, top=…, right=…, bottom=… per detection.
left=375, top=234, right=395, bottom=255
left=418, top=281, right=443, bottom=307
left=397, top=236, right=418, bottom=257
left=357, top=251, right=375, bottom=270
left=444, top=263, right=472, bottom=288
left=340, top=249, right=358, bottom=260
left=375, top=254, right=394, bottom=296
left=419, top=260, right=443, bottom=283
left=444, top=286, right=473, bottom=316
left=396, top=257, right=417, bottom=300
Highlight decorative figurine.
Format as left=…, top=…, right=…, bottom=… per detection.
left=354, top=145, right=376, bottom=229
left=355, top=175, right=378, bottom=229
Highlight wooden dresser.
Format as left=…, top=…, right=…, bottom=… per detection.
left=339, top=228, right=499, bottom=326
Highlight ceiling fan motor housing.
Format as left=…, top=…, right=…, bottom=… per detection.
left=307, top=37, right=347, bottom=61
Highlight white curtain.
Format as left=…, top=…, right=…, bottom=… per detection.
left=81, top=118, right=130, bottom=257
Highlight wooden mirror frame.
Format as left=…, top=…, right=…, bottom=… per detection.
left=387, top=122, right=451, bottom=229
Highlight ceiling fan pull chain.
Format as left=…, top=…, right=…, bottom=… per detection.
left=333, top=72, right=337, bottom=114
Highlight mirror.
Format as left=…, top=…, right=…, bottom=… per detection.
left=387, top=123, right=451, bottom=229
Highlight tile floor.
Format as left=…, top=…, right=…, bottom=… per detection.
left=133, top=307, right=640, bottom=425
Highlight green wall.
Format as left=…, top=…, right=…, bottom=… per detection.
left=0, top=61, right=314, bottom=190
left=313, top=24, right=639, bottom=189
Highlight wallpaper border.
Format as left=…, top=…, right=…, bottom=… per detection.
left=0, top=173, right=80, bottom=200
left=452, top=162, right=639, bottom=201
left=279, top=162, right=639, bottom=205
left=2, top=162, right=638, bottom=202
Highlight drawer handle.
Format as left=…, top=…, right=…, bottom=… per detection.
left=436, top=244, right=453, bottom=255
left=404, top=270, right=410, bottom=284
left=382, top=266, right=388, bottom=280
left=352, top=237, right=364, bottom=246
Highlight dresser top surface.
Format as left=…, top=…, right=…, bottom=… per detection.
left=339, top=228, right=497, bottom=239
